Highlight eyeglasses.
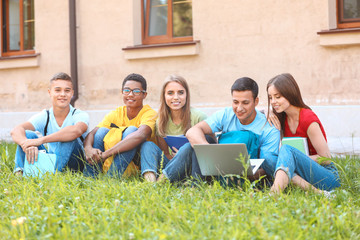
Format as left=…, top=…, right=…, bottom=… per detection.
left=122, top=88, right=146, bottom=96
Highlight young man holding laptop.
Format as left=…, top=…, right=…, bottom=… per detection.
left=159, top=77, right=280, bottom=182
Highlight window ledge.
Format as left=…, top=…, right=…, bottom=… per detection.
left=0, top=53, right=40, bottom=69
left=317, top=28, right=360, bottom=46
left=122, top=41, right=200, bottom=60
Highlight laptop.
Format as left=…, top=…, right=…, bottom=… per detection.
left=193, top=143, right=264, bottom=176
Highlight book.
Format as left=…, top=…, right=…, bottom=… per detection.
left=24, top=151, right=56, bottom=178
left=281, top=137, right=309, bottom=155
left=163, top=135, right=189, bottom=150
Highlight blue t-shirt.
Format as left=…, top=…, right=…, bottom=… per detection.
left=29, top=105, right=89, bottom=153
left=205, top=107, right=280, bottom=159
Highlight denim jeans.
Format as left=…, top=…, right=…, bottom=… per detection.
left=260, top=152, right=278, bottom=177
left=140, top=141, right=195, bottom=181
left=162, top=142, right=194, bottom=182
left=275, top=145, right=341, bottom=191
left=140, top=141, right=171, bottom=176
left=14, top=130, right=84, bottom=173
left=161, top=135, right=216, bottom=182
left=84, top=126, right=152, bottom=178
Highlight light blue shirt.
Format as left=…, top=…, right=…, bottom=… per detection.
left=29, top=105, right=89, bottom=153
left=205, top=107, right=280, bottom=158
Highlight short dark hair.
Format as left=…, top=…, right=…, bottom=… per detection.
left=50, top=72, right=72, bottom=83
left=122, top=73, right=147, bottom=91
left=231, top=77, right=258, bottom=99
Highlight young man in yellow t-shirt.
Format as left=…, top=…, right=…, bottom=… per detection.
left=83, top=73, right=157, bottom=180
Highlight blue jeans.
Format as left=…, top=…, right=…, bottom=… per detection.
left=162, top=135, right=216, bottom=182
left=140, top=141, right=193, bottom=181
left=162, top=143, right=194, bottom=182
left=260, top=152, right=278, bottom=177
left=14, top=130, right=84, bottom=173
left=84, top=126, right=152, bottom=178
left=275, top=145, right=341, bottom=190
left=140, top=141, right=171, bottom=175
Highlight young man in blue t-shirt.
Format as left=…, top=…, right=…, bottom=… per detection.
left=11, top=72, right=89, bottom=175
left=159, top=77, right=280, bottom=182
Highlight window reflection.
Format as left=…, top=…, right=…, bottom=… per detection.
left=23, top=0, right=35, bottom=50
left=343, top=0, right=360, bottom=19
left=173, top=0, right=192, bottom=37
left=9, top=0, right=20, bottom=51
left=149, top=0, right=168, bottom=36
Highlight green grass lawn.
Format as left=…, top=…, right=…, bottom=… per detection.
left=0, top=142, right=359, bottom=239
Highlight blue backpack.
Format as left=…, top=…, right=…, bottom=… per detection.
left=218, top=130, right=260, bottom=159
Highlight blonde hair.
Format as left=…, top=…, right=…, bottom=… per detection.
left=157, top=75, right=191, bottom=137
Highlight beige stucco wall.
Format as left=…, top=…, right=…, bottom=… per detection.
left=0, top=1, right=71, bottom=111
left=1, top=0, right=360, bottom=112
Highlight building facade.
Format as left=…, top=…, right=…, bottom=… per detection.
left=1, top=0, right=360, bottom=152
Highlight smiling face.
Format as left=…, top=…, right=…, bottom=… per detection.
left=122, top=80, right=147, bottom=110
left=164, top=81, right=187, bottom=112
left=267, top=85, right=291, bottom=113
left=48, top=79, right=74, bottom=109
left=232, top=90, right=259, bottom=125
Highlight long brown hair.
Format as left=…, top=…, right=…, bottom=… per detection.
left=266, top=73, right=311, bottom=134
left=157, top=75, right=191, bottom=137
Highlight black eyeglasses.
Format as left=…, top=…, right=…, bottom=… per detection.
left=122, top=88, right=146, bottom=96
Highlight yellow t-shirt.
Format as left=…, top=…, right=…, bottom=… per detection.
left=97, top=105, right=157, bottom=175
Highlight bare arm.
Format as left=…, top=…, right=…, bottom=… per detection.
left=21, top=122, right=88, bottom=150
left=307, top=122, right=331, bottom=164
left=186, top=121, right=213, bottom=146
left=102, top=125, right=152, bottom=160
left=156, top=136, right=172, bottom=159
left=11, top=122, right=35, bottom=146
left=43, top=122, right=87, bottom=142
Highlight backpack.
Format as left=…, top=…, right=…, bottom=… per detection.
left=44, top=108, right=84, bottom=142
left=218, top=130, right=260, bottom=159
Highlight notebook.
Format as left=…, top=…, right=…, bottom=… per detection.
left=24, top=151, right=56, bottom=178
left=281, top=137, right=309, bottom=155
left=193, top=143, right=264, bottom=176
left=164, top=135, right=189, bottom=150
